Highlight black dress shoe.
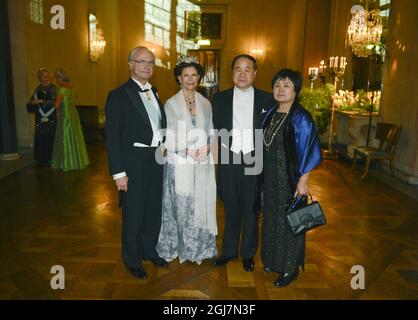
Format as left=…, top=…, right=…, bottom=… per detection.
left=264, top=266, right=273, bottom=273
left=274, top=269, right=299, bottom=287
left=128, top=267, right=148, bottom=279
left=243, top=258, right=255, bottom=272
left=213, top=256, right=231, bottom=266
left=148, top=256, right=169, bottom=267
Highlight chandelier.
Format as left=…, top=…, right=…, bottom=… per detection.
left=347, top=4, right=383, bottom=57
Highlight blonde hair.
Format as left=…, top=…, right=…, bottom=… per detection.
left=37, top=68, right=51, bottom=81
left=54, top=68, right=71, bottom=83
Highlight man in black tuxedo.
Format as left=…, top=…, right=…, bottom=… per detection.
left=212, top=54, right=275, bottom=272
left=105, top=46, right=168, bottom=279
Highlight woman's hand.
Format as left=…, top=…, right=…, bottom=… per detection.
left=294, top=172, right=310, bottom=197
left=187, top=148, right=200, bottom=161
left=187, top=145, right=210, bottom=162
left=198, top=144, right=210, bottom=161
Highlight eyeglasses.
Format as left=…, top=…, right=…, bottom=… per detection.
left=130, top=59, right=155, bottom=66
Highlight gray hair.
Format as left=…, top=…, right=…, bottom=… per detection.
left=37, top=68, right=51, bottom=81
left=128, top=46, right=154, bottom=62
left=54, top=68, right=71, bottom=83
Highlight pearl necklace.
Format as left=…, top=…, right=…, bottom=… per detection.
left=263, top=112, right=288, bottom=151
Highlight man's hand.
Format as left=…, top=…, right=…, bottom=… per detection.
left=30, top=99, right=43, bottom=105
left=115, top=176, right=128, bottom=192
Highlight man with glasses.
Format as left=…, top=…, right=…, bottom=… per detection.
left=105, top=46, right=168, bottom=279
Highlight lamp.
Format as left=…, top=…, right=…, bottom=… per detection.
left=329, top=56, right=347, bottom=81
left=348, top=1, right=385, bottom=147
left=197, top=39, right=211, bottom=46
left=308, top=67, right=319, bottom=90
left=193, top=35, right=211, bottom=49
left=318, top=60, right=327, bottom=84
left=323, top=56, right=347, bottom=159
left=89, top=14, right=106, bottom=62
left=347, top=1, right=383, bottom=57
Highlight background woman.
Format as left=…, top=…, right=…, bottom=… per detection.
left=51, top=68, right=89, bottom=171
left=157, top=57, right=217, bottom=264
left=261, top=69, right=322, bottom=287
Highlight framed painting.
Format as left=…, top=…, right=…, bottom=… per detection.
left=184, top=7, right=227, bottom=46
left=201, top=12, right=222, bottom=39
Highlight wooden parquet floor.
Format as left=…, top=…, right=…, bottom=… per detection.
left=0, top=142, right=417, bottom=300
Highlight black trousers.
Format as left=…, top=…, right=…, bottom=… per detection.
left=219, top=151, right=258, bottom=260
left=121, top=148, right=164, bottom=268
left=34, top=133, right=55, bottom=164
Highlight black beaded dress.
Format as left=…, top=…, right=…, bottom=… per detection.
left=261, top=112, right=305, bottom=274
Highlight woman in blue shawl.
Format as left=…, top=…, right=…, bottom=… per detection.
left=261, top=69, right=322, bottom=287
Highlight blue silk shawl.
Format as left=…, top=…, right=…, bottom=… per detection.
left=261, top=102, right=322, bottom=187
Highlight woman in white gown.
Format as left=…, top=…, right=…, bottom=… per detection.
left=156, top=57, right=218, bottom=264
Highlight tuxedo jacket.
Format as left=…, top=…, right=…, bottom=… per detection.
left=212, top=87, right=275, bottom=201
left=105, top=78, right=167, bottom=177
left=212, top=87, right=274, bottom=139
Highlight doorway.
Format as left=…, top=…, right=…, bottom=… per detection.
left=187, top=50, right=220, bottom=101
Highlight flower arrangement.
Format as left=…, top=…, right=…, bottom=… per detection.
left=299, top=85, right=381, bottom=136
left=332, top=89, right=380, bottom=113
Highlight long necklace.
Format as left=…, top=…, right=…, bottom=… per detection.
left=263, top=112, right=288, bottom=151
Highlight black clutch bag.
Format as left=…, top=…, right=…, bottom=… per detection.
left=286, top=195, right=326, bottom=235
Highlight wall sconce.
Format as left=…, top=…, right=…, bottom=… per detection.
left=89, top=13, right=106, bottom=62
left=250, top=48, right=264, bottom=58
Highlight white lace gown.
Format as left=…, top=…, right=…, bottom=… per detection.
left=156, top=92, right=218, bottom=264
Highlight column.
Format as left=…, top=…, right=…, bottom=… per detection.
left=0, top=0, right=19, bottom=160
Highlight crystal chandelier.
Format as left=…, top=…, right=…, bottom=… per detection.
left=347, top=3, right=383, bottom=57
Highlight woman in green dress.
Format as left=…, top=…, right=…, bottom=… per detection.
left=51, top=68, right=90, bottom=171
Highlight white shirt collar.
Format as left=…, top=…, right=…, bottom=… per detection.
left=234, top=85, right=254, bottom=95
left=131, top=77, right=152, bottom=91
